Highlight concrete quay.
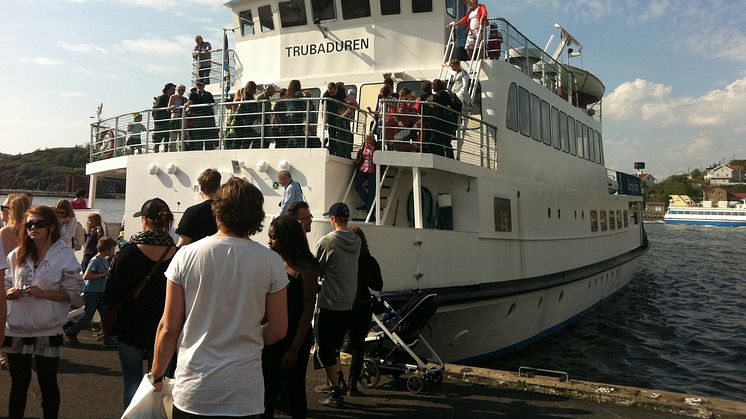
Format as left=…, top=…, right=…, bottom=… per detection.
left=0, top=330, right=743, bottom=418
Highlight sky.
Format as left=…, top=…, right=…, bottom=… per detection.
left=2, top=0, right=745, bottom=179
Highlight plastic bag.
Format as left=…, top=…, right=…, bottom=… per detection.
left=122, top=374, right=174, bottom=419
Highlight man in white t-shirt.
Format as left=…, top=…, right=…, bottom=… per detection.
left=150, top=178, right=288, bottom=418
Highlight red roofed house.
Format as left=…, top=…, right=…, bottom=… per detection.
left=704, top=164, right=744, bottom=185
left=637, top=173, right=656, bottom=189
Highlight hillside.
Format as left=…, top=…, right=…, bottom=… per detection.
left=0, top=146, right=124, bottom=195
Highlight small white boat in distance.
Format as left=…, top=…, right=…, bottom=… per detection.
left=664, top=189, right=746, bottom=227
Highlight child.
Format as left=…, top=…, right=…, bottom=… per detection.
left=65, top=236, right=118, bottom=348
left=126, top=112, right=146, bottom=154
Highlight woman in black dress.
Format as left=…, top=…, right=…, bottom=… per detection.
left=262, top=215, right=318, bottom=418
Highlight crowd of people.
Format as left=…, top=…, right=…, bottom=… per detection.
left=1, top=169, right=383, bottom=418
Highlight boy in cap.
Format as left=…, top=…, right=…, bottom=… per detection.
left=314, top=202, right=361, bottom=407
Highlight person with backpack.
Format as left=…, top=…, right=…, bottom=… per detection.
left=431, top=79, right=456, bottom=158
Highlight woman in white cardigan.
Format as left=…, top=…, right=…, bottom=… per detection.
left=4, top=205, right=83, bottom=419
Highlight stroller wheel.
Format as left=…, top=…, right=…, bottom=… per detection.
left=426, top=371, right=443, bottom=385
left=360, top=358, right=381, bottom=389
left=406, top=375, right=424, bottom=394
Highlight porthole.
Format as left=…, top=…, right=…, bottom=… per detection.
left=574, top=210, right=577, bottom=219
left=581, top=211, right=585, bottom=220
left=537, top=297, right=543, bottom=309
left=558, top=209, right=561, bottom=219
left=507, top=302, right=517, bottom=319
left=517, top=190, right=520, bottom=198
left=548, top=208, right=551, bottom=218
left=559, top=290, right=565, bottom=302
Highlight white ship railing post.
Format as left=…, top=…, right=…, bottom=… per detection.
left=179, top=110, right=186, bottom=151
left=413, top=167, right=423, bottom=228
left=88, top=174, right=98, bottom=210
left=319, top=99, right=327, bottom=149
left=375, top=159, right=381, bottom=226
left=144, top=110, right=151, bottom=153
left=113, top=116, right=119, bottom=157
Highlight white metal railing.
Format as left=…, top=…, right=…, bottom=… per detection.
left=90, top=97, right=499, bottom=169
left=191, top=48, right=238, bottom=87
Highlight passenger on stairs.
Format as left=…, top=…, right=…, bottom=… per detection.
left=450, top=0, right=488, bottom=59
left=447, top=59, right=471, bottom=109
left=353, top=133, right=378, bottom=212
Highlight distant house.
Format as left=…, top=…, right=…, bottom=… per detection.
left=703, top=185, right=742, bottom=208
left=704, top=164, right=744, bottom=185
left=644, top=201, right=665, bottom=213
left=637, top=173, right=656, bottom=189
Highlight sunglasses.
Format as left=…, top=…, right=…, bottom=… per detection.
left=26, top=220, right=50, bottom=229
left=1, top=205, right=8, bottom=211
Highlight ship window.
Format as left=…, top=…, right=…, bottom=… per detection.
left=446, top=0, right=457, bottom=17
left=575, top=120, right=583, bottom=158
left=629, top=202, right=639, bottom=224
left=583, top=124, right=592, bottom=160
left=623, top=210, right=628, bottom=227
left=609, top=210, right=616, bottom=229
left=380, top=0, right=401, bottom=15
left=597, top=131, right=604, bottom=164
left=258, top=5, right=275, bottom=32
left=240, top=10, right=255, bottom=37
left=342, top=0, right=371, bottom=19
left=588, top=126, right=596, bottom=162
left=616, top=210, right=623, bottom=228
left=412, top=0, right=433, bottom=13
left=551, top=106, right=560, bottom=149
left=590, top=210, right=598, bottom=232
left=494, top=197, right=512, bottom=232
left=541, top=100, right=550, bottom=145
left=506, top=83, right=518, bottom=131
left=567, top=116, right=576, bottom=155
left=530, top=94, right=541, bottom=141
left=559, top=111, right=568, bottom=152
left=279, top=1, right=308, bottom=27
left=518, top=86, right=530, bottom=137
left=600, top=210, right=607, bottom=231
left=312, top=0, right=337, bottom=22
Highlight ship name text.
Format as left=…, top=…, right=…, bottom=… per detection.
left=285, top=38, right=370, bottom=58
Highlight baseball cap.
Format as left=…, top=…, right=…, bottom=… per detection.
left=164, top=82, right=176, bottom=90
left=133, top=198, right=169, bottom=219
left=323, top=202, right=350, bottom=218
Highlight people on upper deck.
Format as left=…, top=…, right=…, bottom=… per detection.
left=126, top=112, right=146, bottom=155
left=192, top=35, right=212, bottom=85
left=237, top=81, right=262, bottom=149
left=415, top=80, right=434, bottom=114
left=185, top=80, right=217, bottom=151
left=153, top=83, right=175, bottom=153
left=430, top=79, right=457, bottom=159
left=168, top=84, right=188, bottom=151
left=451, top=0, right=488, bottom=59
left=281, top=79, right=305, bottom=148
left=323, top=82, right=344, bottom=157
left=303, top=90, right=322, bottom=148
left=334, top=81, right=354, bottom=158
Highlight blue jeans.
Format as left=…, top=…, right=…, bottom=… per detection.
left=66, top=292, right=109, bottom=337
left=354, top=170, right=376, bottom=210
left=117, top=341, right=153, bottom=408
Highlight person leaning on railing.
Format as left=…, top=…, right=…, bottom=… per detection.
left=237, top=81, right=261, bottom=149
left=168, top=84, right=188, bottom=152
left=153, top=83, right=176, bottom=153
left=450, top=0, right=488, bottom=59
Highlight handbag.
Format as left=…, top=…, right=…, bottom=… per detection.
left=103, top=246, right=172, bottom=333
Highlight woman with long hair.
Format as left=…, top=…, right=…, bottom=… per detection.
left=54, top=199, right=84, bottom=251
left=1, top=194, right=32, bottom=256
left=151, top=178, right=288, bottom=418
left=4, top=206, right=83, bottom=419
left=345, top=225, right=383, bottom=395
left=80, top=213, right=104, bottom=272
left=103, top=198, right=177, bottom=407
left=262, top=215, right=318, bottom=418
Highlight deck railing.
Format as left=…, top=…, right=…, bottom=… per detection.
left=90, top=97, right=499, bottom=169
left=191, top=48, right=239, bottom=88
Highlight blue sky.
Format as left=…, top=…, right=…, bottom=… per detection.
left=2, top=0, right=745, bottom=178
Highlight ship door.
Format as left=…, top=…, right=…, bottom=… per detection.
left=360, top=82, right=385, bottom=131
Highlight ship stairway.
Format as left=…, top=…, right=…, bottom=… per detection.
left=343, top=165, right=402, bottom=224
left=439, top=24, right=487, bottom=113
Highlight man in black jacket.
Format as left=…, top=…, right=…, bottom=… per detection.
left=153, top=83, right=175, bottom=153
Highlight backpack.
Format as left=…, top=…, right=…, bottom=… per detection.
left=447, top=91, right=463, bottom=113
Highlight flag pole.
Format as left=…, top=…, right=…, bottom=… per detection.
left=218, top=28, right=229, bottom=146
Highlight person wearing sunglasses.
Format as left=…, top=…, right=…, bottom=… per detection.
left=54, top=199, right=85, bottom=251
left=4, top=206, right=83, bottom=419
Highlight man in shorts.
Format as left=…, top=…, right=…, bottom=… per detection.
left=314, top=202, right=361, bottom=407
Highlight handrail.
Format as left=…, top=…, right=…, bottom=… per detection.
left=90, top=97, right=499, bottom=170
left=191, top=48, right=238, bottom=88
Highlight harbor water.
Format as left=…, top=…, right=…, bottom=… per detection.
left=493, top=222, right=746, bottom=403
left=3, top=197, right=744, bottom=403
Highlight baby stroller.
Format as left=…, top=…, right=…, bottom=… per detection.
left=359, top=293, right=445, bottom=393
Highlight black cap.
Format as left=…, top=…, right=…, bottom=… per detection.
left=164, top=83, right=176, bottom=90
left=323, top=202, right=350, bottom=218
left=133, top=198, right=169, bottom=219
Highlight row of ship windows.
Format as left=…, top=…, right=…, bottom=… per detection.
left=240, top=0, right=437, bottom=36
left=505, top=83, right=605, bottom=166
left=493, top=197, right=638, bottom=232
left=505, top=269, right=622, bottom=319
left=669, top=210, right=746, bottom=216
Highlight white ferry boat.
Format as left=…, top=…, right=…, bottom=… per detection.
left=664, top=192, right=746, bottom=227
left=85, top=0, right=648, bottom=362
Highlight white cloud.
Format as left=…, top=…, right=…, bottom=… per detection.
left=117, top=35, right=194, bottom=56
left=19, top=57, right=63, bottom=66
left=55, top=41, right=107, bottom=54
